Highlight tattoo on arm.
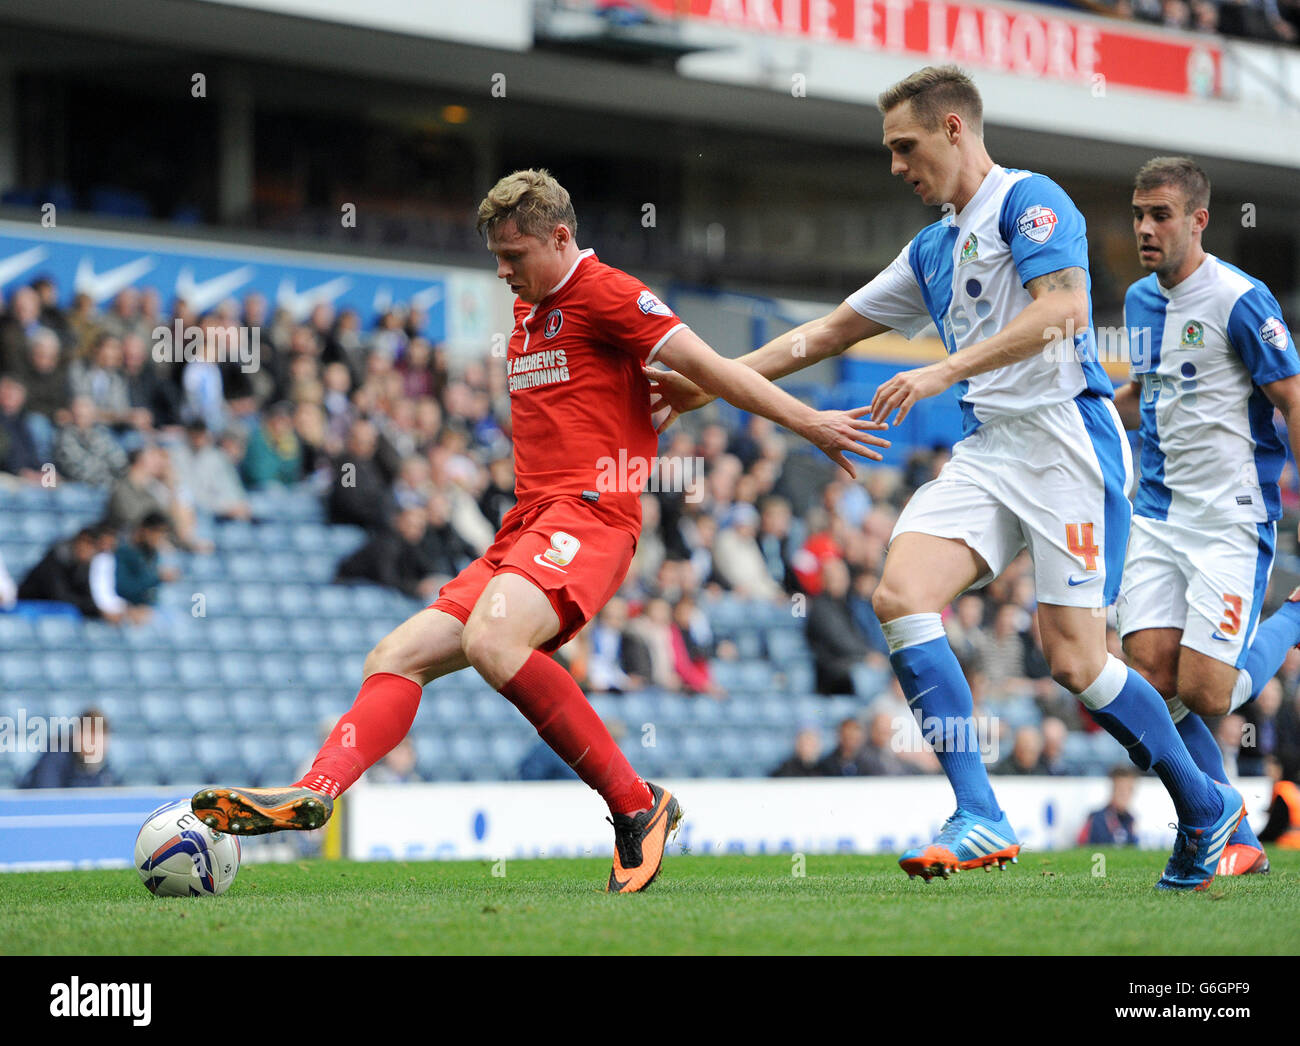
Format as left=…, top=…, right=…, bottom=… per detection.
left=1026, top=267, right=1086, bottom=298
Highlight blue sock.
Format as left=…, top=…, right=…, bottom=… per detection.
left=1082, top=659, right=1222, bottom=827
left=886, top=619, right=1000, bottom=820
left=1174, top=712, right=1261, bottom=847
left=1244, top=600, right=1300, bottom=701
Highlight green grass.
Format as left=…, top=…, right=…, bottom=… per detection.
left=4, top=849, right=1300, bottom=955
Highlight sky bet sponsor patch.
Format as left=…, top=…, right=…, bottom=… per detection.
left=1260, top=315, right=1289, bottom=349
left=1016, top=205, right=1058, bottom=244
left=637, top=290, right=671, bottom=316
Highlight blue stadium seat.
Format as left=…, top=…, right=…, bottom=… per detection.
left=290, top=617, right=331, bottom=650
left=0, top=614, right=37, bottom=649
left=181, top=692, right=228, bottom=732
left=230, top=689, right=276, bottom=731
left=88, top=652, right=134, bottom=687
left=781, top=660, right=816, bottom=696
left=258, top=652, right=300, bottom=686
left=176, top=651, right=221, bottom=687
left=236, top=735, right=286, bottom=777
left=277, top=585, right=318, bottom=618
left=41, top=652, right=83, bottom=688
left=765, top=628, right=807, bottom=663
left=146, top=735, right=200, bottom=784
left=218, top=653, right=262, bottom=688
left=413, top=735, right=449, bottom=778
left=196, top=736, right=248, bottom=783
left=125, top=651, right=174, bottom=687
left=299, top=654, right=346, bottom=687
left=138, top=693, right=187, bottom=732
left=34, top=616, right=80, bottom=648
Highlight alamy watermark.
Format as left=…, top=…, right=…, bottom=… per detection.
left=595, top=450, right=706, bottom=504
left=891, top=714, right=1000, bottom=764
left=152, top=321, right=260, bottom=373
left=0, top=710, right=105, bottom=763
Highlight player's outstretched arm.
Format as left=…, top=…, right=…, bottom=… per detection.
left=653, top=326, right=890, bottom=478
left=645, top=303, right=890, bottom=433
left=1112, top=379, right=1142, bottom=430
left=1262, top=374, right=1300, bottom=542
left=870, top=266, right=1091, bottom=425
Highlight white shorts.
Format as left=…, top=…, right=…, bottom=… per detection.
left=1116, top=513, right=1276, bottom=667
left=890, top=395, right=1133, bottom=608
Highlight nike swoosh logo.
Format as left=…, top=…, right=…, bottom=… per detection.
left=532, top=554, right=567, bottom=574
left=907, top=684, right=938, bottom=707
left=276, top=275, right=352, bottom=320
left=610, top=796, right=671, bottom=892
left=1067, top=574, right=1099, bottom=586
left=76, top=256, right=157, bottom=303
left=1210, top=631, right=1233, bottom=642
left=175, top=264, right=255, bottom=313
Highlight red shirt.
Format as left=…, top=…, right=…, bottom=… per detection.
left=505, top=249, right=687, bottom=540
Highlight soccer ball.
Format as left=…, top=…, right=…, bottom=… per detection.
left=134, top=799, right=241, bottom=897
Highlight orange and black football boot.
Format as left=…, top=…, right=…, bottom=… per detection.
left=191, top=785, right=333, bottom=835
left=606, top=781, right=683, bottom=894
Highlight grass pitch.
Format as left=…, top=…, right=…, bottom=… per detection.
left=4, top=849, right=1299, bottom=955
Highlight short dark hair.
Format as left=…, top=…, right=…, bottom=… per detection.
left=878, top=65, right=983, bottom=134
left=138, top=511, right=169, bottom=531
left=1134, top=156, right=1210, bottom=214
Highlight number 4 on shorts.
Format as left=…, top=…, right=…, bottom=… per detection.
left=1065, top=522, right=1100, bottom=572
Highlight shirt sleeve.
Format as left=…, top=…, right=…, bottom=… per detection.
left=998, top=174, right=1090, bottom=287
left=844, top=243, right=932, bottom=338
left=1226, top=283, right=1300, bottom=388
left=89, top=552, right=127, bottom=615
left=588, top=270, right=689, bottom=365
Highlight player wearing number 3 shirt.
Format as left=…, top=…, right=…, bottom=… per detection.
left=1113, top=157, right=1300, bottom=877
left=647, top=67, right=1243, bottom=891
left=191, top=168, right=888, bottom=895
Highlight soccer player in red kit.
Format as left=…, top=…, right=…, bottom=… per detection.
left=192, top=169, right=888, bottom=892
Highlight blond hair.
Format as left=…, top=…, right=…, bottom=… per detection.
left=878, top=65, right=983, bottom=135
left=476, top=168, right=578, bottom=242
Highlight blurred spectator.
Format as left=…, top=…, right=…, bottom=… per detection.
left=19, top=708, right=117, bottom=788
left=54, top=396, right=126, bottom=487
left=105, top=444, right=208, bottom=552
left=17, top=527, right=100, bottom=615
left=586, top=597, right=646, bottom=693
left=367, top=738, right=420, bottom=784
left=335, top=506, right=444, bottom=600
left=0, top=548, right=17, bottom=609
left=327, top=418, right=394, bottom=530
left=0, top=285, right=43, bottom=373
left=625, top=596, right=679, bottom=691
left=859, top=711, right=921, bottom=775
left=771, top=727, right=823, bottom=777
left=0, top=375, right=44, bottom=478
left=1039, top=716, right=1070, bottom=775
left=755, top=495, right=802, bottom=593
left=995, top=725, right=1046, bottom=775
left=115, top=511, right=177, bottom=608
left=1216, top=714, right=1246, bottom=777
left=69, top=333, right=133, bottom=430
left=670, top=594, right=721, bottom=696
left=420, top=493, right=478, bottom=579
left=713, top=501, right=784, bottom=600
left=17, top=328, right=71, bottom=438
left=122, top=332, right=180, bottom=429
left=477, top=455, right=516, bottom=530
left=1259, top=757, right=1300, bottom=849
left=806, top=557, right=875, bottom=695
left=1077, top=766, right=1139, bottom=846
left=1239, top=678, right=1283, bottom=776
left=242, top=401, right=302, bottom=489
left=816, top=717, right=873, bottom=776
left=170, top=420, right=252, bottom=520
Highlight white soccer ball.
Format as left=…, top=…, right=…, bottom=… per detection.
left=134, top=799, right=241, bottom=897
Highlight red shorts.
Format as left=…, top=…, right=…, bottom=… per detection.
left=430, top=497, right=636, bottom=653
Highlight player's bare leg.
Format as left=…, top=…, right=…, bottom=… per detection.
left=874, top=533, right=1020, bottom=879
left=192, top=609, right=469, bottom=835
left=1041, top=604, right=1244, bottom=889
left=1125, top=627, right=1269, bottom=874
left=462, top=571, right=680, bottom=893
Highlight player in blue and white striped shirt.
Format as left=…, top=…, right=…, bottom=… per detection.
left=1112, top=156, right=1300, bottom=877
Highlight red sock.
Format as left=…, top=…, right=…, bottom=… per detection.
left=501, top=650, right=653, bottom=815
left=295, top=672, right=422, bottom=799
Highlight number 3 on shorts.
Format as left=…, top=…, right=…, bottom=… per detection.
left=1065, top=522, right=1100, bottom=572
left=542, top=531, right=581, bottom=568
left=1218, top=593, right=1243, bottom=637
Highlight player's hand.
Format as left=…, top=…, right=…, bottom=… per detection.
left=800, top=406, right=891, bottom=479
left=643, top=366, right=714, bottom=434
left=870, top=361, right=956, bottom=427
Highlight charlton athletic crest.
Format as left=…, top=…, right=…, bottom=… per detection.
left=543, top=309, right=563, bottom=339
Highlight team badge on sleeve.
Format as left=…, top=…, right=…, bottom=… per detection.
left=637, top=290, right=671, bottom=316
left=1259, top=316, right=1289, bottom=349
left=1016, top=205, right=1058, bottom=244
